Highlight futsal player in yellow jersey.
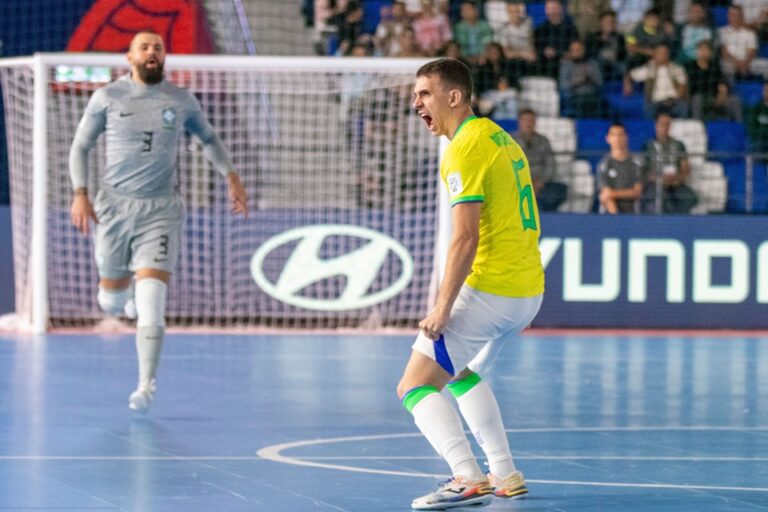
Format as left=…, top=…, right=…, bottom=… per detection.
left=397, top=58, right=544, bottom=510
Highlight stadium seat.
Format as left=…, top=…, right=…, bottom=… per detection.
left=534, top=117, right=596, bottom=212
left=605, top=92, right=645, bottom=119
left=526, top=2, right=546, bottom=27
left=520, top=76, right=558, bottom=93
left=558, top=159, right=595, bottom=213
left=519, top=89, right=560, bottom=117
left=536, top=116, right=575, bottom=174
left=363, top=0, right=391, bottom=34
left=670, top=119, right=707, bottom=167
left=706, top=121, right=747, bottom=155
left=735, top=81, right=764, bottom=107
left=711, top=6, right=729, bottom=27
left=689, top=161, right=727, bottom=214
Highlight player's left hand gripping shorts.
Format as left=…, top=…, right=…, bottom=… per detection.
left=412, top=285, right=543, bottom=376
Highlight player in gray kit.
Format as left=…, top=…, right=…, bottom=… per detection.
left=69, top=30, right=248, bottom=411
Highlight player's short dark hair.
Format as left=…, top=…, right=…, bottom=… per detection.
left=609, top=121, right=626, bottom=132
left=518, top=107, right=536, bottom=117
left=416, top=58, right=474, bottom=104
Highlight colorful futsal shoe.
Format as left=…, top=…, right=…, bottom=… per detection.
left=128, top=379, right=156, bottom=412
left=489, top=470, right=528, bottom=499
left=411, top=475, right=494, bottom=510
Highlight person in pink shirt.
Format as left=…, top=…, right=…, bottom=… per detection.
left=413, top=0, right=453, bottom=56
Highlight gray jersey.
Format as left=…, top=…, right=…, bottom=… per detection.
left=69, top=74, right=233, bottom=198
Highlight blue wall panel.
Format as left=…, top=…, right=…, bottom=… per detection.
left=534, top=213, right=768, bottom=329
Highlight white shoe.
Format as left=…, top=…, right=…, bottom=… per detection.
left=489, top=470, right=528, bottom=499
left=411, top=476, right=494, bottom=510
left=129, top=380, right=156, bottom=412
left=123, top=299, right=137, bottom=320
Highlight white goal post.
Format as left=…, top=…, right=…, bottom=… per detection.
left=0, top=53, right=453, bottom=333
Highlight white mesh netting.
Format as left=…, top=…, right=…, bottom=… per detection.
left=0, top=56, right=440, bottom=330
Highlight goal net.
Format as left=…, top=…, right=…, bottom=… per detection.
left=0, top=54, right=441, bottom=331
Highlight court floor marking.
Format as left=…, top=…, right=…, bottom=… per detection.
left=255, top=429, right=768, bottom=494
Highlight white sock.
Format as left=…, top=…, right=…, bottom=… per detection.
left=411, top=392, right=483, bottom=479
left=455, top=379, right=516, bottom=478
left=135, top=278, right=167, bottom=388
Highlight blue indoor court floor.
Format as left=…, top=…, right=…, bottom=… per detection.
left=1, top=331, right=767, bottom=511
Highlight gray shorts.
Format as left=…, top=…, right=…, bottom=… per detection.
left=412, top=285, right=543, bottom=377
left=93, top=190, right=184, bottom=279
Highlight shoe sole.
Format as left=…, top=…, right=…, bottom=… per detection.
left=412, top=493, right=493, bottom=510
left=494, top=487, right=528, bottom=499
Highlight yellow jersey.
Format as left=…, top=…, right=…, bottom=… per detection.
left=441, top=116, right=544, bottom=297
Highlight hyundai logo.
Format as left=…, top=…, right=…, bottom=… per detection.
left=251, top=224, right=414, bottom=311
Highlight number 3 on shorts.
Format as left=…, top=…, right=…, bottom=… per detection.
left=154, top=235, right=169, bottom=263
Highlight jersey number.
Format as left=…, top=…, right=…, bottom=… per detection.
left=512, top=158, right=538, bottom=231
left=142, top=131, right=154, bottom=153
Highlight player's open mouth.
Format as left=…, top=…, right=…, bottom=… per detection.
left=420, top=113, right=433, bottom=129
left=146, top=58, right=158, bottom=67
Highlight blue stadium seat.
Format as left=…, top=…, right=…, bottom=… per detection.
left=363, top=0, right=391, bottom=34
left=605, top=93, right=646, bottom=119
left=527, top=2, right=547, bottom=27
left=761, top=44, right=768, bottom=58
left=723, top=159, right=747, bottom=212
left=711, top=6, right=729, bottom=27
left=753, top=163, right=768, bottom=213
left=735, top=81, right=764, bottom=107
left=706, top=121, right=746, bottom=155
left=496, top=119, right=518, bottom=133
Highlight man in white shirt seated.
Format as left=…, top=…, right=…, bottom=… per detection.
left=624, top=43, right=689, bottom=119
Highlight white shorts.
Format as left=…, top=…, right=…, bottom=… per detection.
left=93, top=190, right=184, bottom=279
left=412, top=285, right=543, bottom=377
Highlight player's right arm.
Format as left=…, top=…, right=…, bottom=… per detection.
left=69, top=89, right=107, bottom=235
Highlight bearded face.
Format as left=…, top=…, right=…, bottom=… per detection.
left=136, top=59, right=164, bottom=85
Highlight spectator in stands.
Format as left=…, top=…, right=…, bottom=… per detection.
left=474, top=42, right=514, bottom=94
left=375, top=1, right=411, bottom=57
left=568, top=0, right=612, bottom=38
left=624, top=43, right=689, bottom=118
left=677, top=2, right=714, bottom=63
left=687, top=41, right=742, bottom=121
left=495, top=0, right=535, bottom=78
left=718, top=5, right=758, bottom=81
left=329, top=0, right=365, bottom=56
left=642, top=112, right=698, bottom=214
left=585, top=10, right=627, bottom=80
left=440, top=39, right=466, bottom=62
left=610, top=0, right=651, bottom=34
left=510, top=109, right=568, bottom=211
left=477, top=75, right=519, bottom=119
left=625, top=8, right=674, bottom=70
left=559, top=39, right=606, bottom=118
left=746, top=82, right=768, bottom=162
left=534, top=0, right=580, bottom=78
left=453, top=1, right=495, bottom=64
left=395, top=27, right=427, bottom=57
left=413, top=0, right=453, bottom=56
left=598, top=123, right=644, bottom=214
